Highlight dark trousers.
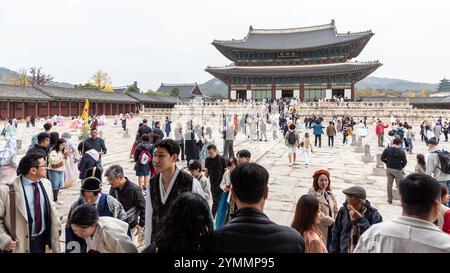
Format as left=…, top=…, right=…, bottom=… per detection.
left=30, top=233, right=46, bottom=253
left=445, top=131, right=449, bottom=141
left=328, top=136, right=334, bottom=146
left=223, top=140, right=234, bottom=159
left=314, top=135, right=321, bottom=147
left=211, top=186, right=223, bottom=218
left=178, top=142, right=185, bottom=160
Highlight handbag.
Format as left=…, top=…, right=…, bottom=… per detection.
left=0, top=184, right=16, bottom=252
left=51, top=161, right=64, bottom=169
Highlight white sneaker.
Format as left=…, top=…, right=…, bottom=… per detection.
left=289, top=163, right=293, bottom=167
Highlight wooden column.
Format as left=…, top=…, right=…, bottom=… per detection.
left=35, top=101, right=38, bottom=117
left=110, top=103, right=113, bottom=116
left=22, top=101, right=26, bottom=119
left=78, top=101, right=81, bottom=116
left=95, top=102, right=98, bottom=115
left=68, top=101, right=72, bottom=117
left=351, top=81, right=355, bottom=101
left=47, top=102, right=50, bottom=117
left=6, top=101, right=10, bottom=119
left=116, top=103, right=119, bottom=114
left=103, top=102, right=106, bottom=115
left=58, top=101, right=62, bottom=116
left=300, top=84, right=305, bottom=101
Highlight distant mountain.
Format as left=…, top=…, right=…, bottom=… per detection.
left=356, top=76, right=437, bottom=92
left=0, top=67, right=18, bottom=80
left=199, top=76, right=439, bottom=96
left=198, top=77, right=228, bottom=97
left=0, top=66, right=73, bottom=88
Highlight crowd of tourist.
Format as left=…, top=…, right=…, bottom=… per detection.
left=0, top=108, right=449, bottom=254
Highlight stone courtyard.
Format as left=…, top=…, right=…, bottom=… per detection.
left=3, top=107, right=448, bottom=246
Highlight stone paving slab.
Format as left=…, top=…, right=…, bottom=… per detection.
left=2, top=116, right=447, bottom=240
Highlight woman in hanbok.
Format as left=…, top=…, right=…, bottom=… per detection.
left=70, top=117, right=78, bottom=130
left=58, top=116, right=65, bottom=126
left=113, top=115, right=118, bottom=126
left=0, top=139, right=18, bottom=185
left=199, top=126, right=214, bottom=168
left=61, top=132, right=80, bottom=188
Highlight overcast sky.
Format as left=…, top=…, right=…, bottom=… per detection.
left=0, top=0, right=448, bottom=90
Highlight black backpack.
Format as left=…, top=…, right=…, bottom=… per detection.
left=288, top=131, right=296, bottom=145
left=433, top=150, right=450, bottom=174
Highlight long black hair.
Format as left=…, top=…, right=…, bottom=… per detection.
left=155, top=192, right=213, bottom=253
left=51, top=138, right=66, bottom=152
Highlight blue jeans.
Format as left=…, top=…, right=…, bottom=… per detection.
left=406, top=138, right=413, bottom=153
left=48, top=170, right=64, bottom=190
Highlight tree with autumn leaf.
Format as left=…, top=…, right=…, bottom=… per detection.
left=90, top=70, right=112, bottom=91
left=29, top=67, right=54, bottom=86
left=4, top=68, right=30, bottom=86
left=418, top=88, right=431, bottom=97
left=403, top=90, right=416, bottom=97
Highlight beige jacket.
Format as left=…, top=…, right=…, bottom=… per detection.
left=48, top=150, right=65, bottom=171
left=0, top=176, right=61, bottom=253
left=307, top=188, right=338, bottom=243
left=86, top=217, right=138, bottom=253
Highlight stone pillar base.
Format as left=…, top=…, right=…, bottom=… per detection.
left=373, top=167, right=385, bottom=176
left=361, top=155, right=374, bottom=163
left=355, top=146, right=364, bottom=153
left=393, top=188, right=400, bottom=201
left=16, top=149, right=26, bottom=155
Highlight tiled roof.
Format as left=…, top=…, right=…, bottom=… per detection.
left=213, top=21, right=373, bottom=51
left=0, top=84, right=52, bottom=101
left=206, top=61, right=382, bottom=82
left=124, top=91, right=178, bottom=104
left=37, top=86, right=138, bottom=103
left=156, top=83, right=203, bottom=99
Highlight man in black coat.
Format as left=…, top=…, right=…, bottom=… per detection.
left=26, top=132, right=50, bottom=160
left=212, top=163, right=305, bottom=253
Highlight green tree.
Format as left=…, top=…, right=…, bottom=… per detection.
left=170, top=87, right=180, bottom=97
left=146, top=90, right=168, bottom=96
left=126, top=81, right=140, bottom=93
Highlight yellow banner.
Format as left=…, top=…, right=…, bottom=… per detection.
left=81, top=99, right=89, bottom=122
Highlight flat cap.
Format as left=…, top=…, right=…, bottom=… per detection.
left=236, top=149, right=251, bottom=158
left=343, top=186, right=366, bottom=199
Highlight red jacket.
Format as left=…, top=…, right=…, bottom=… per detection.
left=376, top=124, right=388, bottom=136
left=443, top=210, right=450, bottom=235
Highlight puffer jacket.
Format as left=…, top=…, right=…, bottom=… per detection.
left=331, top=200, right=383, bottom=253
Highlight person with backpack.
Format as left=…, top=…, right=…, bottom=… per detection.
left=134, top=134, right=154, bottom=192
left=381, top=138, right=407, bottom=204
left=77, top=141, right=101, bottom=180
left=425, top=138, right=450, bottom=207
left=285, top=124, right=300, bottom=167
left=395, top=123, right=406, bottom=150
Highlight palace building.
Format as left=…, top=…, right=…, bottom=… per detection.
left=206, top=20, right=382, bottom=101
